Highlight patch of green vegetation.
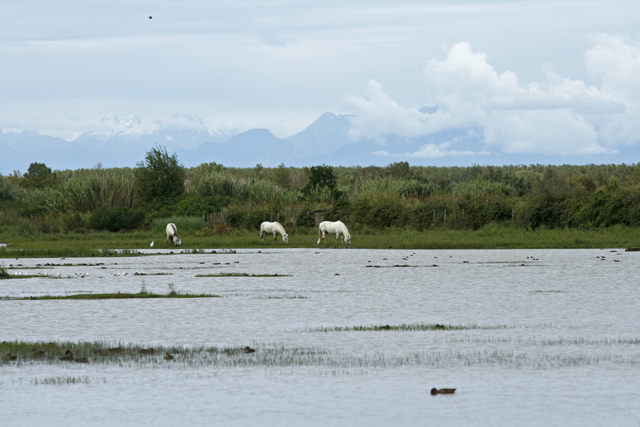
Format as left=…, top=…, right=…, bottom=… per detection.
left=133, top=272, right=171, bottom=276
left=2, top=225, right=640, bottom=257
left=197, top=272, right=290, bottom=278
left=299, top=323, right=510, bottom=332
left=3, top=340, right=634, bottom=370
left=2, top=292, right=219, bottom=300
left=530, top=290, right=565, bottom=293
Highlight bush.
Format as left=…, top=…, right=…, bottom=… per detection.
left=351, top=196, right=406, bottom=229
left=175, top=194, right=230, bottom=217
left=134, top=146, right=186, bottom=204
left=90, top=206, right=145, bottom=232
left=296, top=208, right=316, bottom=228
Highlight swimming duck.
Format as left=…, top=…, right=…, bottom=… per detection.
left=5, top=353, right=17, bottom=361
left=431, top=388, right=456, bottom=395
left=244, top=346, right=256, bottom=354
left=75, top=357, right=88, bottom=363
left=31, top=349, right=46, bottom=356
left=59, top=350, right=73, bottom=361
left=380, top=325, right=392, bottom=330
left=164, top=353, right=174, bottom=360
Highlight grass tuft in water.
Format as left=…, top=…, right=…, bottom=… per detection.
left=299, top=323, right=510, bottom=332
left=196, top=273, right=290, bottom=277
left=2, top=292, right=219, bottom=300
left=2, top=340, right=636, bottom=370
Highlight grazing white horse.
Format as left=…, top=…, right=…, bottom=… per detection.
left=317, top=221, right=350, bottom=246
left=165, top=223, right=182, bottom=246
left=260, top=221, right=289, bottom=243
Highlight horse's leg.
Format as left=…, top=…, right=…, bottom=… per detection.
left=273, top=232, right=277, bottom=241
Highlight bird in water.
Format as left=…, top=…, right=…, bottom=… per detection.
left=75, top=357, right=88, bottom=363
left=150, top=241, right=154, bottom=247
left=431, top=388, right=456, bottom=395
left=31, top=349, right=46, bottom=356
left=5, top=354, right=17, bottom=361
left=59, top=350, right=74, bottom=361
left=164, top=353, right=174, bottom=360
left=244, top=346, right=256, bottom=354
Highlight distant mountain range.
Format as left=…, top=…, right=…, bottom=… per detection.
left=1, top=112, right=637, bottom=174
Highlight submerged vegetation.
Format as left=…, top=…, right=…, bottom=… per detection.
left=2, top=148, right=640, bottom=252
left=196, top=273, right=290, bottom=277
left=2, top=339, right=638, bottom=370
left=299, top=323, right=510, bottom=332
left=2, top=292, right=220, bottom=300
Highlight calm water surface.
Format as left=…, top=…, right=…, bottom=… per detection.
left=1, top=248, right=639, bottom=426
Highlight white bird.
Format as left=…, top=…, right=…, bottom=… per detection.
left=150, top=241, right=155, bottom=247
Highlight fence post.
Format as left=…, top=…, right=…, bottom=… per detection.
left=277, top=212, right=280, bottom=222
left=444, top=209, right=447, bottom=227
left=512, top=207, right=515, bottom=224
left=454, top=209, right=456, bottom=228
left=271, top=213, right=273, bottom=222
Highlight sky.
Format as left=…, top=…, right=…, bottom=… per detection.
left=2, top=0, right=640, bottom=160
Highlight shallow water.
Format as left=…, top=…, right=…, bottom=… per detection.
left=1, top=248, right=639, bottom=426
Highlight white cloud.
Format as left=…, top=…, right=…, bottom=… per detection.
left=345, top=36, right=640, bottom=157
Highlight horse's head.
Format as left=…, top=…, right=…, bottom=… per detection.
left=283, top=233, right=289, bottom=243
left=345, top=234, right=351, bottom=246
left=174, top=235, right=182, bottom=246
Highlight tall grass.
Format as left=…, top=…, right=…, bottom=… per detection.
left=197, top=172, right=298, bottom=205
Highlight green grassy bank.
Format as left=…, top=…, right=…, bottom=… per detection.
left=1, top=224, right=640, bottom=258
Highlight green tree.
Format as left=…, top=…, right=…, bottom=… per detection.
left=22, top=162, right=55, bottom=189
left=303, top=164, right=337, bottom=194
left=134, top=146, right=186, bottom=204
left=273, top=163, right=292, bottom=188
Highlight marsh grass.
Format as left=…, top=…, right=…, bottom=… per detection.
left=30, top=376, right=107, bottom=385
left=0, top=265, right=11, bottom=278
left=2, top=340, right=636, bottom=370
left=196, top=273, right=290, bottom=277
left=2, top=225, right=640, bottom=258
left=2, top=292, right=219, bottom=300
left=299, top=323, right=510, bottom=332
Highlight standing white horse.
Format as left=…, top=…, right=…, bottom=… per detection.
left=165, top=223, right=182, bottom=246
left=260, top=221, right=289, bottom=243
left=317, top=221, right=350, bottom=246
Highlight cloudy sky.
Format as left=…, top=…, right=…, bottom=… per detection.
left=2, top=0, right=640, bottom=160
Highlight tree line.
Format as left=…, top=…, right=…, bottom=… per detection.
left=1, top=145, right=640, bottom=235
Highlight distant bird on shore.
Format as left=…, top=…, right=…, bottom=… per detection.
left=31, top=349, right=45, bottom=356
left=164, top=353, right=174, bottom=360
left=431, top=388, right=456, bottom=395
left=5, top=353, right=17, bottom=361
left=150, top=241, right=154, bottom=247
left=244, top=346, right=256, bottom=354
left=75, top=357, right=88, bottom=363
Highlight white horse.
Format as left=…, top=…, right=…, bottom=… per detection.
left=165, top=223, right=182, bottom=246
left=317, top=221, right=350, bottom=246
left=260, top=221, right=289, bottom=243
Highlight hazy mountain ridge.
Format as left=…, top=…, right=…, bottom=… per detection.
left=2, top=112, right=637, bottom=174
